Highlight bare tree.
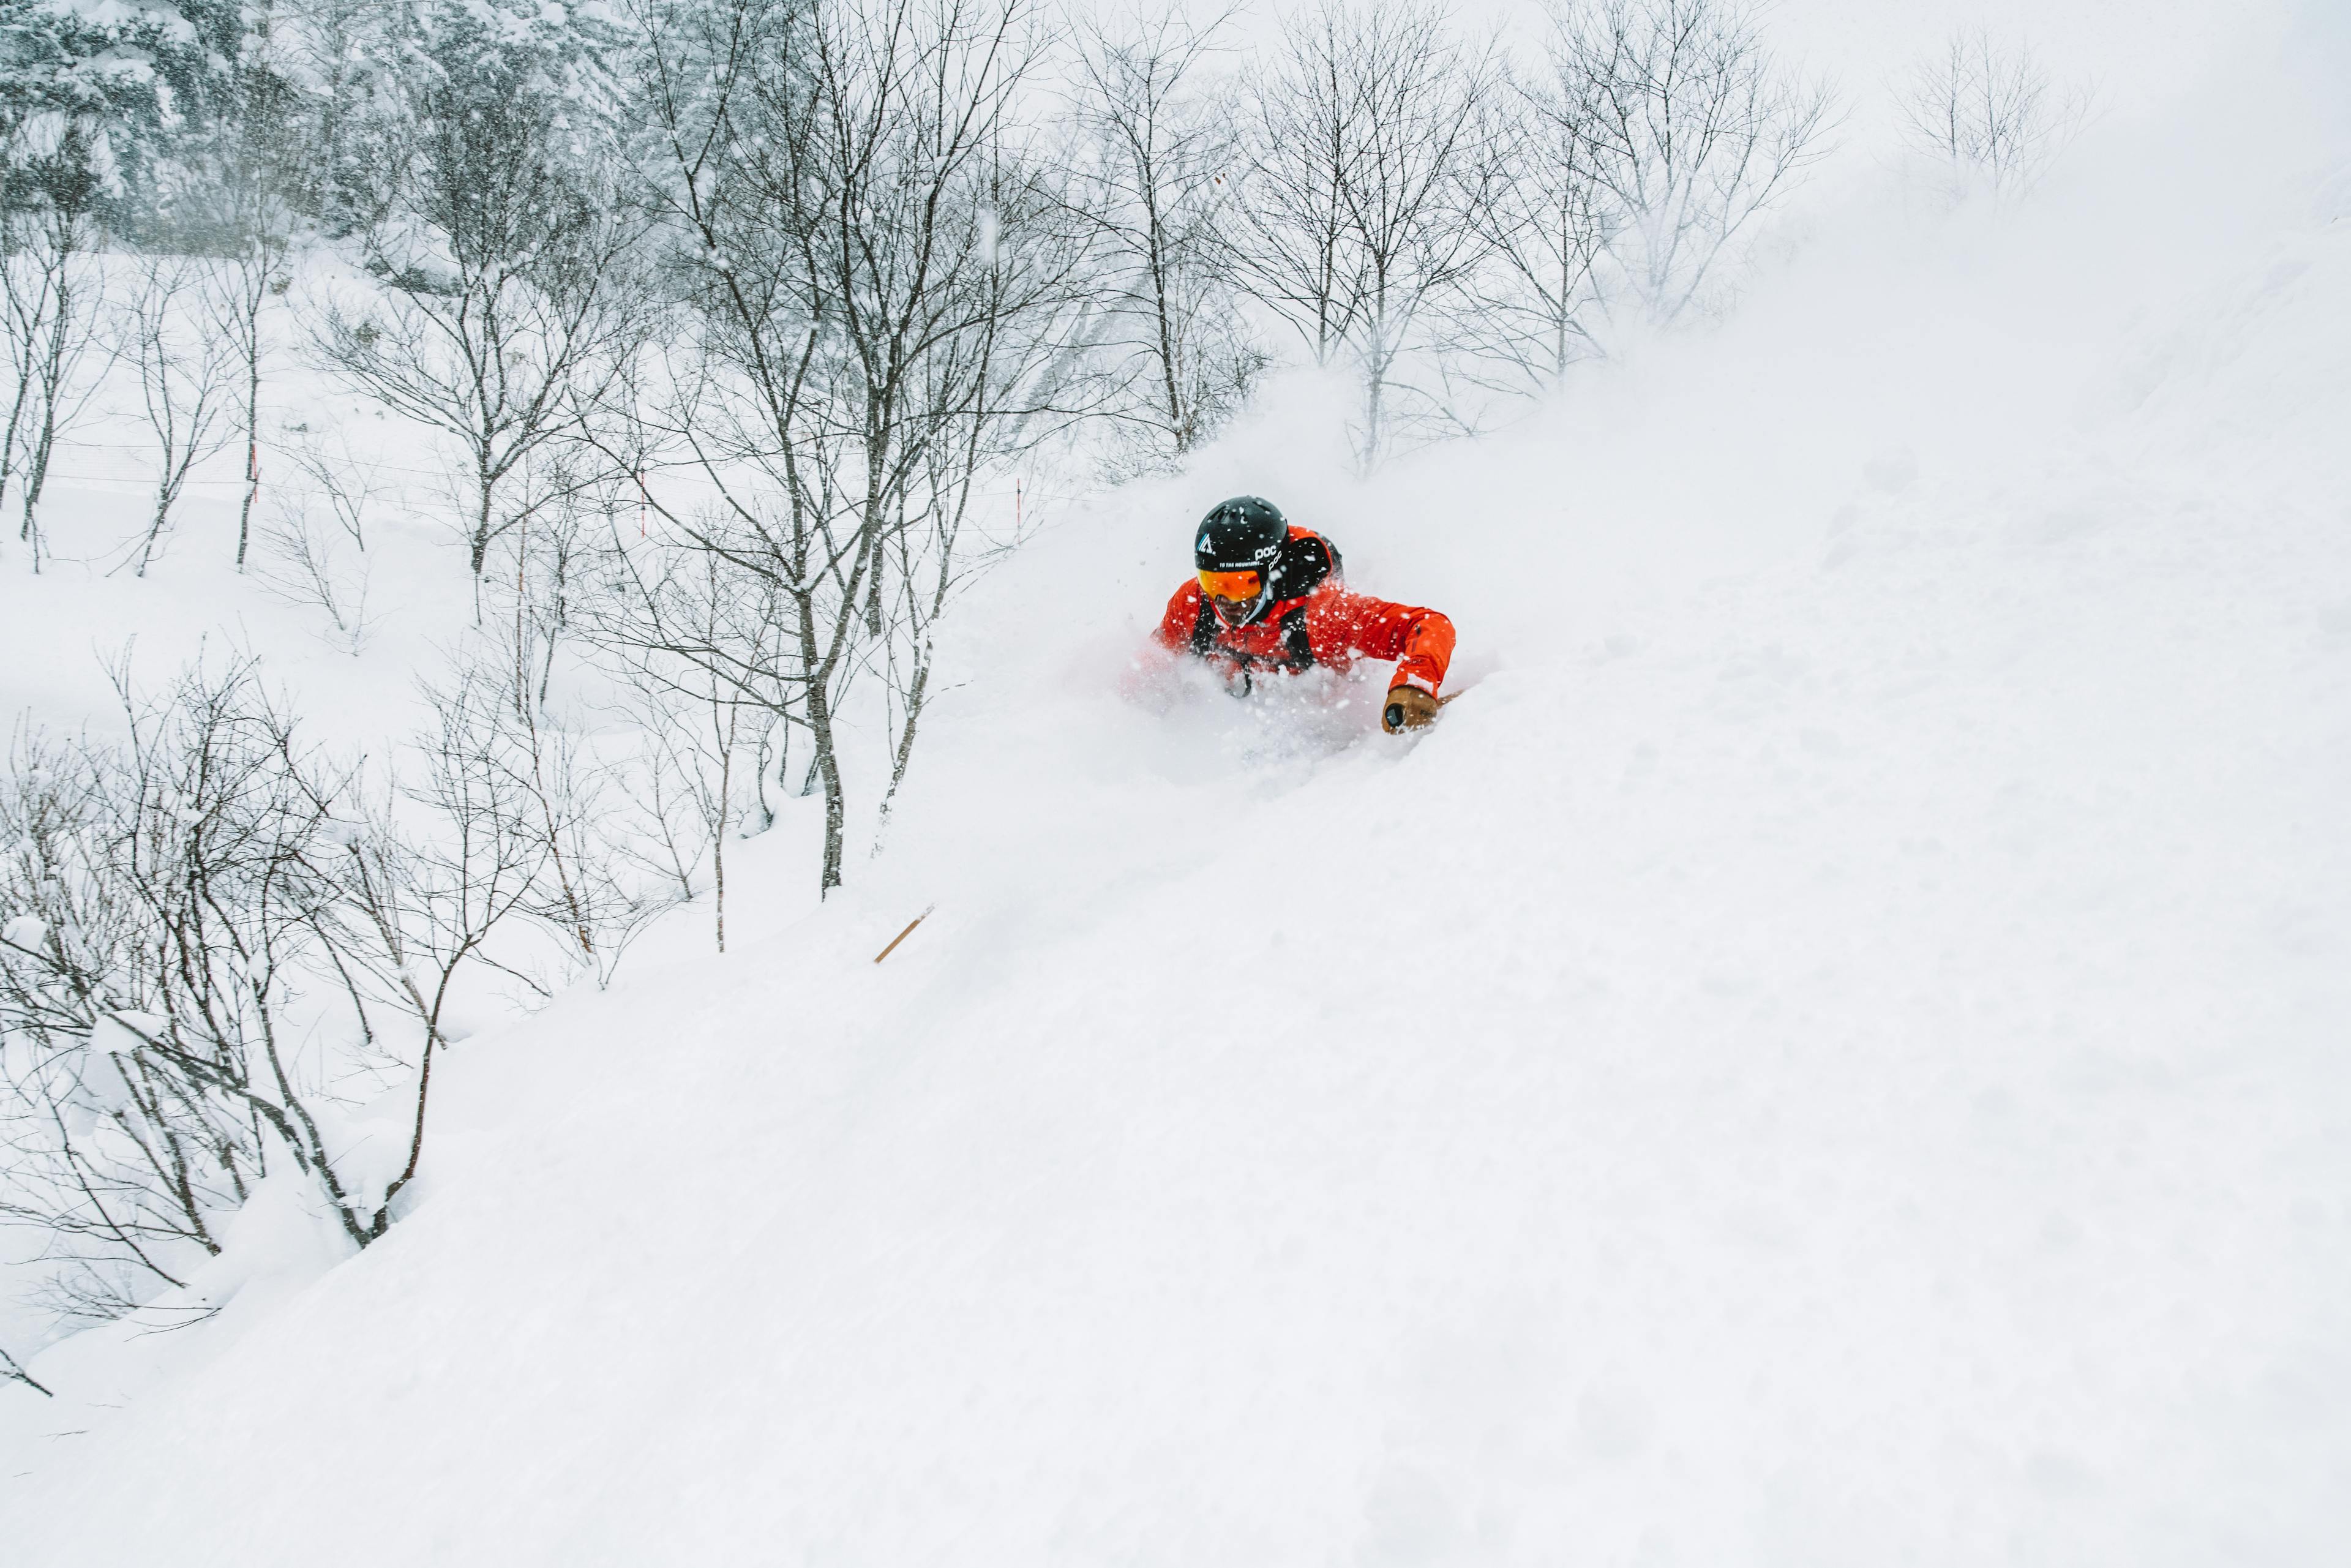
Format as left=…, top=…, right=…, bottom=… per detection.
left=511, top=716, right=663, bottom=989
left=255, top=495, right=375, bottom=653
left=1068, top=6, right=1264, bottom=466
left=624, top=0, right=1095, bottom=895
left=1544, top=0, right=1834, bottom=331
left=0, top=722, right=250, bottom=1322
left=177, top=16, right=306, bottom=571
left=1450, top=61, right=1617, bottom=394
left=84, top=659, right=392, bottom=1251
left=583, top=500, right=801, bottom=829
left=326, top=677, right=547, bottom=1211
left=281, top=425, right=385, bottom=552
left=1899, top=28, right=2088, bottom=201
left=121, top=256, right=236, bottom=579
left=617, top=703, right=721, bottom=909
left=357, top=670, right=549, bottom=1038
left=253, top=428, right=385, bottom=649
left=462, top=548, right=667, bottom=986
left=593, top=539, right=778, bottom=951
left=311, top=37, right=647, bottom=583
left=2, top=129, right=113, bottom=572
left=0, top=659, right=412, bottom=1316
left=206, top=206, right=295, bottom=574
left=1237, top=0, right=1501, bottom=469
left=0, top=633, right=590, bottom=1327
left=871, top=366, right=1029, bottom=844
left=0, top=645, right=577, bottom=1316
left=506, top=474, right=611, bottom=711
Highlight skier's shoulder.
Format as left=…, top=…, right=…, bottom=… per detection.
left=1271, top=526, right=1343, bottom=601
left=1153, top=575, right=1207, bottom=646
left=1281, top=522, right=1338, bottom=561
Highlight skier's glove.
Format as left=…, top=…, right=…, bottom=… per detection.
left=1382, top=685, right=1441, bottom=733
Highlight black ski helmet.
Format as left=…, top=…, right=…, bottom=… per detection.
left=1194, top=496, right=1287, bottom=629
left=1194, top=496, right=1288, bottom=572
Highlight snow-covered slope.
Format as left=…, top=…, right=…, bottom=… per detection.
left=7, top=23, right=2351, bottom=1568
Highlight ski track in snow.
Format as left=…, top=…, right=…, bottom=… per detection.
left=7, top=18, right=2351, bottom=1566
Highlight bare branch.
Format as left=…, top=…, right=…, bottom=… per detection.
left=1899, top=27, right=2090, bottom=202
left=1234, top=0, right=1504, bottom=468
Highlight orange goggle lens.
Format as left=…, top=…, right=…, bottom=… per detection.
left=1198, top=569, right=1263, bottom=601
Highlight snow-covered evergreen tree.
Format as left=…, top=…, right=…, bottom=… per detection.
left=0, top=0, right=248, bottom=227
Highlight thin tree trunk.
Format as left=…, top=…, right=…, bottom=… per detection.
left=793, top=581, right=849, bottom=895
left=714, top=703, right=735, bottom=952
left=471, top=484, right=493, bottom=575
left=378, top=988, right=440, bottom=1220
left=21, top=400, right=58, bottom=571
left=876, top=652, right=929, bottom=836
left=514, top=535, right=593, bottom=956
left=1144, top=197, right=1186, bottom=448
left=137, top=495, right=170, bottom=577
left=252, top=983, right=375, bottom=1250
left=236, top=339, right=261, bottom=568
left=0, top=370, right=31, bottom=522
left=805, top=680, right=846, bottom=894
left=21, top=269, right=73, bottom=560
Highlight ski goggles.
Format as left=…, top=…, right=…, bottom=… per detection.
left=1198, top=568, right=1264, bottom=601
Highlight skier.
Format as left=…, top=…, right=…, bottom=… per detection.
left=1149, top=496, right=1455, bottom=732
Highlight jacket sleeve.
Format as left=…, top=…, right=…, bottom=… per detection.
left=1309, top=589, right=1456, bottom=695
left=1153, top=580, right=1204, bottom=653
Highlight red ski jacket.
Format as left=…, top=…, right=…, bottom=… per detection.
left=1152, top=527, right=1456, bottom=696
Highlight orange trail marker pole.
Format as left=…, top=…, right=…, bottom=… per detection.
left=873, top=906, right=936, bottom=965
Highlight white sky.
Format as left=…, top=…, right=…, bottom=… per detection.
left=1202, top=0, right=2301, bottom=151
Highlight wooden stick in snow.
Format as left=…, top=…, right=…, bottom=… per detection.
left=873, top=906, right=936, bottom=965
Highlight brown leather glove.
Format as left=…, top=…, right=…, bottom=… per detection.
left=1382, top=685, right=1441, bottom=733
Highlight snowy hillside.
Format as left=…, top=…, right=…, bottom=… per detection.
left=6, top=5, right=2351, bottom=1565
